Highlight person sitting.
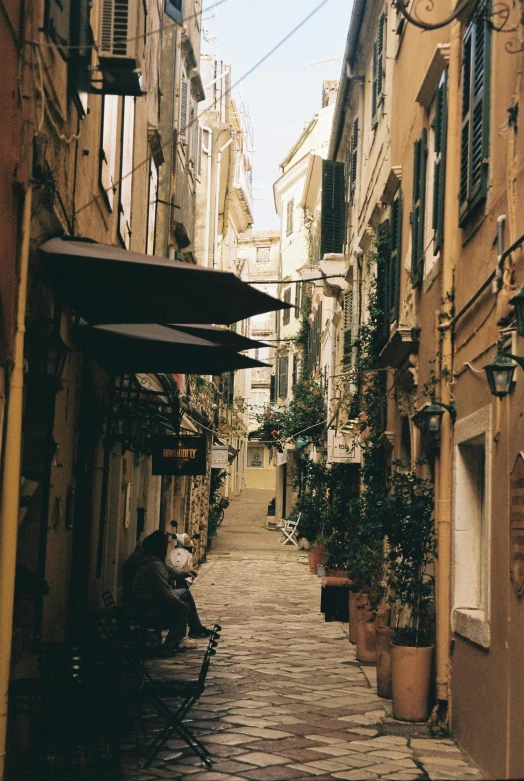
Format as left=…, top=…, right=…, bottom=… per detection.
left=129, top=531, right=212, bottom=651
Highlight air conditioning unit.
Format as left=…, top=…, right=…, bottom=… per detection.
left=96, top=0, right=144, bottom=95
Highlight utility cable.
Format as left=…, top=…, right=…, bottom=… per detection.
left=74, top=0, right=332, bottom=220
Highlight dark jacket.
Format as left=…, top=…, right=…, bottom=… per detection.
left=122, top=546, right=147, bottom=606
left=132, top=554, right=184, bottom=612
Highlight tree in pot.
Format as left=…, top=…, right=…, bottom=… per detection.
left=385, top=466, right=436, bottom=721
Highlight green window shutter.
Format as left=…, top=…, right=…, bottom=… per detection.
left=278, top=357, right=289, bottom=398
left=411, top=129, right=427, bottom=287
left=459, top=13, right=491, bottom=224
left=270, top=373, right=276, bottom=403
left=292, top=354, right=298, bottom=387
left=390, top=191, right=402, bottom=324
left=321, top=160, right=346, bottom=255
left=376, top=220, right=391, bottom=345
left=433, top=69, right=448, bottom=253
left=343, top=290, right=353, bottom=368
left=166, top=0, right=184, bottom=24
left=295, top=282, right=302, bottom=319
left=372, top=15, right=385, bottom=128
left=283, top=288, right=291, bottom=325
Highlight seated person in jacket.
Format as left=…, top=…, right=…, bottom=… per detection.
left=129, top=531, right=212, bottom=644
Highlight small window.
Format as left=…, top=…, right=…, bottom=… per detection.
left=286, top=199, right=294, bottom=236
left=165, top=0, right=184, bottom=25
left=283, top=289, right=291, bottom=326
left=256, top=246, right=270, bottom=263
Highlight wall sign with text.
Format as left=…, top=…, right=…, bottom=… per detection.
left=152, top=435, right=207, bottom=475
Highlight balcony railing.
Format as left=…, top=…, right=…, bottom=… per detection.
left=233, top=152, right=254, bottom=221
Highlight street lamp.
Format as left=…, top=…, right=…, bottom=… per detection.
left=509, top=286, right=524, bottom=337
left=413, top=401, right=456, bottom=434
left=484, top=349, right=524, bottom=398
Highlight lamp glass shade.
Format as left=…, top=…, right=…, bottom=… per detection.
left=427, top=408, right=444, bottom=433
left=484, top=353, right=516, bottom=398
left=510, top=285, right=524, bottom=337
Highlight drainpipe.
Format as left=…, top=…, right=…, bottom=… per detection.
left=435, top=19, right=461, bottom=723
left=201, top=126, right=213, bottom=268
left=213, top=136, right=233, bottom=269
left=0, top=185, right=32, bottom=777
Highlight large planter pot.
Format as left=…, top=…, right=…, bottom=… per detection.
left=308, top=543, right=325, bottom=574
left=356, top=606, right=376, bottom=663
left=349, top=592, right=368, bottom=643
left=391, top=643, right=434, bottom=722
left=376, top=626, right=395, bottom=699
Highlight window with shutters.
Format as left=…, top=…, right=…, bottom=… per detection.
left=270, top=373, right=276, bottom=403
left=388, top=192, right=402, bottom=324
left=348, top=117, right=359, bottom=203
left=321, top=160, right=346, bottom=256
left=179, top=77, right=190, bottom=144
left=432, top=69, right=448, bottom=253
left=372, top=14, right=386, bottom=128
left=295, top=282, right=302, bottom=319
left=343, top=290, right=353, bottom=368
left=286, top=199, right=294, bottom=236
left=292, top=354, right=299, bottom=387
left=44, top=0, right=71, bottom=55
left=118, top=96, right=135, bottom=249
left=411, top=129, right=427, bottom=287
left=459, top=13, right=491, bottom=225
left=283, top=289, right=291, bottom=326
left=278, top=356, right=289, bottom=398
left=165, top=0, right=184, bottom=24
left=99, top=95, right=119, bottom=212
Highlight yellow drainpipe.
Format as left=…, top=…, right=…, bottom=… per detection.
left=436, top=16, right=461, bottom=716
left=0, top=185, right=32, bottom=778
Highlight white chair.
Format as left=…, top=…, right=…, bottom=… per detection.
left=281, top=515, right=300, bottom=547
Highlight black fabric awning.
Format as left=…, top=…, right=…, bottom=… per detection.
left=170, top=324, right=268, bottom=351
left=39, top=237, right=290, bottom=325
left=78, top=323, right=270, bottom=375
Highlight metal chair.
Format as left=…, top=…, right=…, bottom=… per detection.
left=140, top=624, right=222, bottom=768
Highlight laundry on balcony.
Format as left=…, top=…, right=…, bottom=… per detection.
left=39, top=237, right=291, bottom=325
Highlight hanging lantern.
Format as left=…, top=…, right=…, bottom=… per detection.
left=484, top=350, right=517, bottom=398
left=413, top=401, right=456, bottom=434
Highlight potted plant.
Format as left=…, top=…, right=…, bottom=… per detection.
left=385, top=467, right=436, bottom=721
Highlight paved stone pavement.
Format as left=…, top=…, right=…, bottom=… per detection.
left=124, top=489, right=483, bottom=781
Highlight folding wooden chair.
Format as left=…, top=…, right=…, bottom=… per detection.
left=281, top=516, right=300, bottom=546
left=140, top=624, right=222, bottom=768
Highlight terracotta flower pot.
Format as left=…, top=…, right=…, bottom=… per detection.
left=356, top=606, right=376, bottom=663
left=376, top=626, right=395, bottom=699
left=391, top=643, right=434, bottom=722
left=308, top=543, right=325, bottom=574
left=349, top=592, right=368, bottom=643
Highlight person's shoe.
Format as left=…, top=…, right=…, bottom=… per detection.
left=177, top=636, right=199, bottom=650
left=188, top=627, right=214, bottom=639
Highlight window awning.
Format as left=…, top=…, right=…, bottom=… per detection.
left=170, top=324, right=268, bottom=351
left=39, top=237, right=290, bottom=325
left=78, top=322, right=270, bottom=375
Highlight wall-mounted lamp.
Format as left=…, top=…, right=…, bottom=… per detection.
left=509, top=286, right=524, bottom=337
left=484, top=348, right=524, bottom=398
left=412, top=401, right=456, bottom=434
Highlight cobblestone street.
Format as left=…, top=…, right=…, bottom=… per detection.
left=125, top=490, right=484, bottom=781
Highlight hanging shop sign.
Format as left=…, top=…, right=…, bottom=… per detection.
left=211, top=445, right=229, bottom=469
left=510, top=451, right=524, bottom=597
left=152, top=435, right=207, bottom=475
left=327, top=429, right=361, bottom=464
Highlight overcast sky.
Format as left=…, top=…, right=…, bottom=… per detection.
left=201, top=0, right=353, bottom=230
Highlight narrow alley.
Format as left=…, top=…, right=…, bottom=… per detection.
left=125, top=491, right=483, bottom=781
